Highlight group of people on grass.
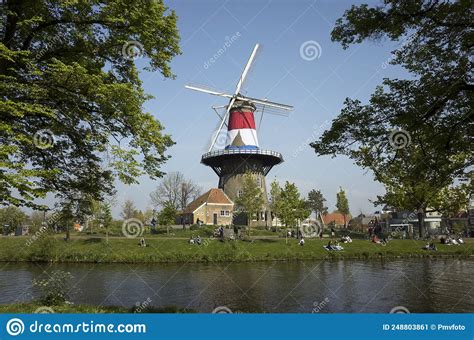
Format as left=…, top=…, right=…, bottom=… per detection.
left=440, top=236, right=464, bottom=245
left=368, top=219, right=389, bottom=245
left=422, top=237, right=464, bottom=251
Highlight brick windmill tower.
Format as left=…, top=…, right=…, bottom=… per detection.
left=185, top=44, right=293, bottom=226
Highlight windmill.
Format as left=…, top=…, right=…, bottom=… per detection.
left=185, top=44, right=293, bottom=226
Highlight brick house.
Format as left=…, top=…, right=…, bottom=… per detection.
left=322, top=212, right=351, bottom=228
left=180, top=188, right=234, bottom=226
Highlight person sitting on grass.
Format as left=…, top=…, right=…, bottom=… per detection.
left=333, top=241, right=344, bottom=251
left=325, top=240, right=333, bottom=251
left=139, top=237, right=147, bottom=247
left=189, top=237, right=195, bottom=245
left=341, top=235, right=352, bottom=243
left=196, top=235, right=202, bottom=245
left=423, top=242, right=437, bottom=251
left=371, top=235, right=381, bottom=244
left=299, top=238, right=305, bottom=246
left=324, top=240, right=343, bottom=251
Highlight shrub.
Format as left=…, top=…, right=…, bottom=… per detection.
left=32, top=270, right=73, bottom=306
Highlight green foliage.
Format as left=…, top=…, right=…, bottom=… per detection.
left=269, top=180, right=282, bottom=217
left=432, top=180, right=473, bottom=217
left=336, top=187, right=350, bottom=227
left=0, top=0, right=180, bottom=209
left=28, top=236, right=60, bottom=261
left=157, top=201, right=177, bottom=226
left=272, top=181, right=310, bottom=228
left=32, top=270, right=73, bottom=306
left=307, top=189, right=328, bottom=215
left=235, top=172, right=265, bottom=226
left=311, top=1, right=473, bottom=236
left=0, top=206, right=28, bottom=233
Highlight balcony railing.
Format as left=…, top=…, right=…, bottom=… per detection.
left=202, top=148, right=283, bottom=159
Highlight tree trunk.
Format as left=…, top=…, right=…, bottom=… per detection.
left=417, top=209, right=425, bottom=238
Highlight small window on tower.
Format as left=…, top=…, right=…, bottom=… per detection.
left=256, top=177, right=261, bottom=187
left=237, top=189, right=243, bottom=198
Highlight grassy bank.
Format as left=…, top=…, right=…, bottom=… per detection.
left=0, top=235, right=473, bottom=263
left=0, top=302, right=193, bottom=314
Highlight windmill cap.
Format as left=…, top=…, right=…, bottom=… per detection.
left=230, top=100, right=256, bottom=112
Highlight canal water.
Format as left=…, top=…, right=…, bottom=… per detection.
left=0, top=259, right=472, bottom=313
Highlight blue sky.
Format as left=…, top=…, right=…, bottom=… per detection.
left=113, top=0, right=410, bottom=217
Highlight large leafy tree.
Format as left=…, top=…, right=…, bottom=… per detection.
left=0, top=0, right=180, bottom=209
left=311, top=0, right=473, bottom=237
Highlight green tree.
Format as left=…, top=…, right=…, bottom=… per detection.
left=157, top=201, right=177, bottom=226
left=0, top=0, right=180, bottom=209
left=307, top=189, right=328, bottom=216
left=336, top=187, right=350, bottom=228
left=311, top=1, right=472, bottom=237
left=29, top=211, right=46, bottom=232
left=277, top=182, right=310, bottom=230
left=0, top=206, right=28, bottom=233
left=236, top=172, right=264, bottom=227
left=102, top=202, right=113, bottom=244
left=269, top=180, right=282, bottom=219
left=432, top=180, right=473, bottom=218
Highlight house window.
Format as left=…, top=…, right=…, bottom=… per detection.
left=225, top=211, right=230, bottom=216
left=220, top=210, right=225, bottom=216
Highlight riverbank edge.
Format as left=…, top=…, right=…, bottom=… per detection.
left=0, top=302, right=195, bottom=314
left=0, top=252, right=472, bottom=264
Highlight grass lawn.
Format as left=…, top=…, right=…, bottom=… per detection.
left=0, top=234, right=472, bottom=263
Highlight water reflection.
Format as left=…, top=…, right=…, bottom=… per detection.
left=0, top=259, right=472, bottom=313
